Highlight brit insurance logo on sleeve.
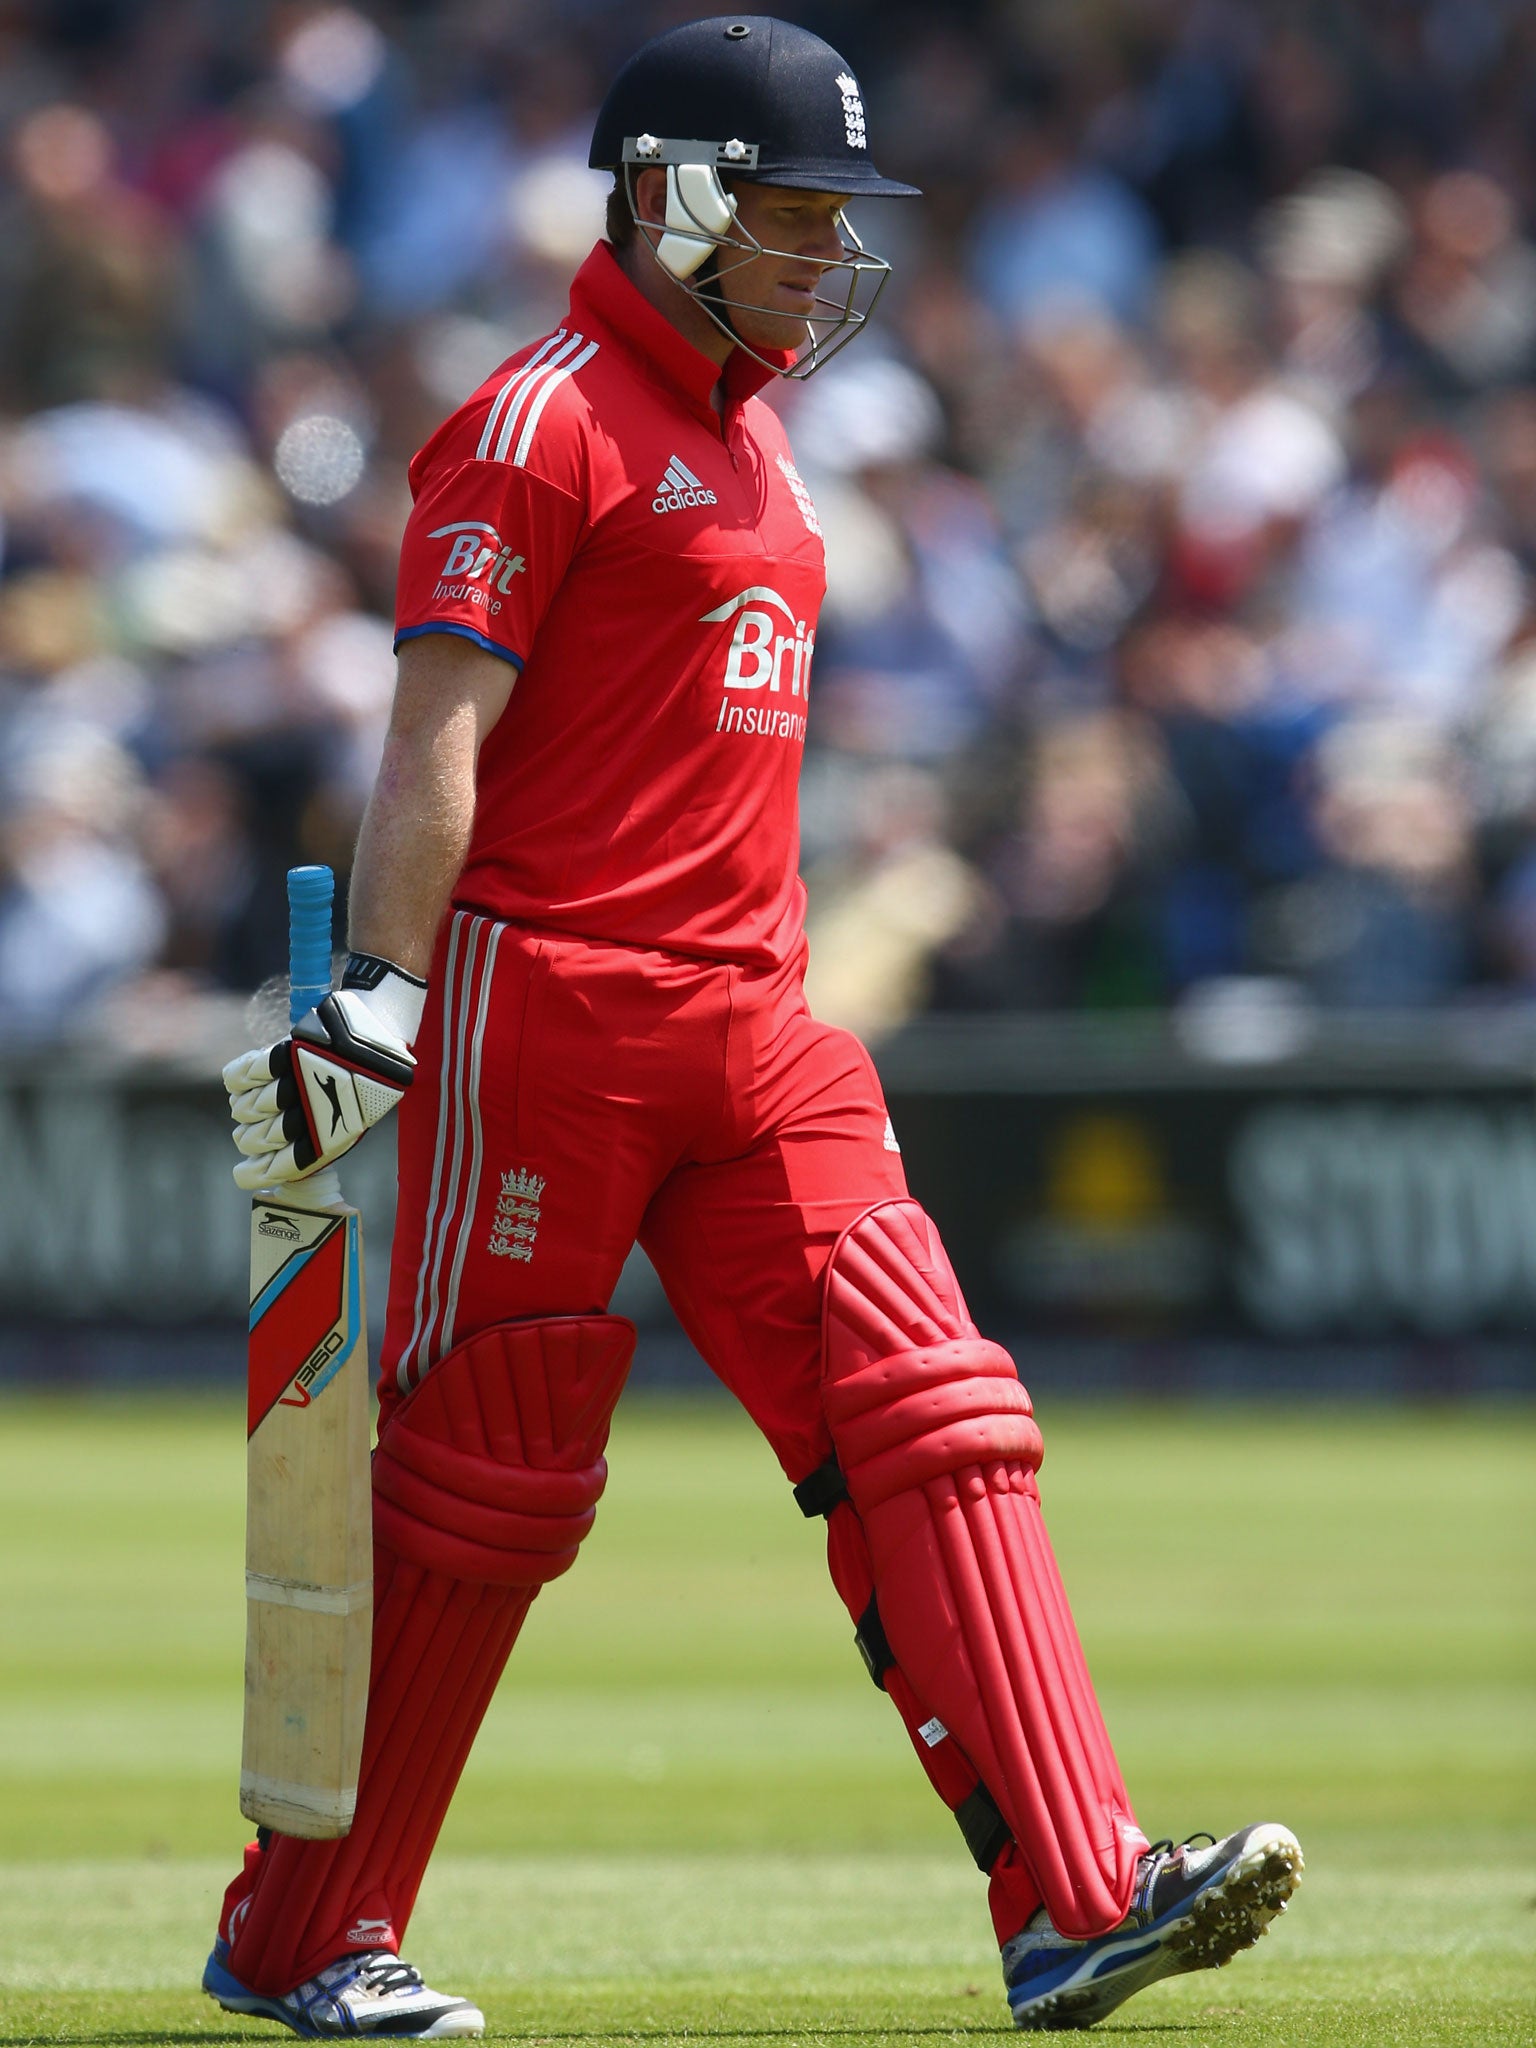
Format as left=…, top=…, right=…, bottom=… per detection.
left=430, top=520, right=526, bottom=619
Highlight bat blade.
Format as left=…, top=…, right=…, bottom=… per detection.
left=239, top=863, right=372, bottom=1840
left=241, top=1186, right=372, bottom=1838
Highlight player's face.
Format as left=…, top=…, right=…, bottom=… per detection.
left=716, top=183, right=853, bottom=352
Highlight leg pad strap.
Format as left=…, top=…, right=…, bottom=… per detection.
left=853, top=1592, right=896, bottom=1688
left=957, top=1784, right=1013, bottom=1874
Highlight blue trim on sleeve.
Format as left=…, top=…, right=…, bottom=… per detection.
left=394, top=623, right=526, bottom=670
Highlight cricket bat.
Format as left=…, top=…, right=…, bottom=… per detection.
left=240, top=863, right=372, bottom=1839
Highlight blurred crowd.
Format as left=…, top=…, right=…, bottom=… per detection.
left=3, top=0, right=1536, bottom=1047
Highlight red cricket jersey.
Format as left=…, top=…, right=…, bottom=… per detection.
left=394, top=241, right=828, bottom=970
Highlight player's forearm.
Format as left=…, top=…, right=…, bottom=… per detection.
left=348, top=704, right=480, bottom=982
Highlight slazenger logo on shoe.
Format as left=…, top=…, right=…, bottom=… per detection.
left=344, top=1917, right=393, bottom=1946
left=653, top=456, right=718, bottom=514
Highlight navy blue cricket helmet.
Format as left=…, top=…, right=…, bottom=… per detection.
left=589, top=15, right=920, bottom=199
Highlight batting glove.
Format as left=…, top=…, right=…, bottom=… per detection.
left=225, top=953, right=427, bottom=1189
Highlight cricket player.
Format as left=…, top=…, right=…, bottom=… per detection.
left=210, top=17, right=1302, bottom=2037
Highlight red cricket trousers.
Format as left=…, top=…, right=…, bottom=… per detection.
left=381, top=911, right=907, bottom=1477
left=383, top=914, right=1052, bottom=1927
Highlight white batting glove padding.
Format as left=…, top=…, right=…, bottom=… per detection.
left=224, top=967, right=422, bottom=1189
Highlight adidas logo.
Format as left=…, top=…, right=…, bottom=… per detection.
left=652, top=456, right=718, bottom=515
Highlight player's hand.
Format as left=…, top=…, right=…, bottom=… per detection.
left=224, top=955, right=426, bottom=1189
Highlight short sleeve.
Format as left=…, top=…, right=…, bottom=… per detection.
left=394, top=459, right=586, bottom=669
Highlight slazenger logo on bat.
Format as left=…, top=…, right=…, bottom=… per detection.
left=430, top=520, right=527, bottom=595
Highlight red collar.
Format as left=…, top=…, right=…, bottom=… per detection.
left=569, top=241, right=793, bottom=422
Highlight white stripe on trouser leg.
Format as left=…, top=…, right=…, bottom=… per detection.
left=400, top=914, right=483, bottom=1390
left=398, top=912, right=465, bottom=1392
left=439, top=920, right=503, bottom=1357
left=418, top=916, right=487, bottom=1376
left=418, top=913, right=486, bottom=1375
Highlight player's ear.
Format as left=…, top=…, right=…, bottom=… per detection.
left=632, top=166, right=668, bottom=229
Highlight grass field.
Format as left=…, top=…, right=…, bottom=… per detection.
left=0, top=1392, right=1531, bottom=2047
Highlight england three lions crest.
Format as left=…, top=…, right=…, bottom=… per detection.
left=834, top=72, right=867, bottom=150
left=489, top=1166, right=545, bottom=1263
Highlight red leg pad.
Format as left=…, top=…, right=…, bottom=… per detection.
left=224, top=1313, right=634, bottom=1994
left=823, top=1200, right=1145, bottom=1939
left=824, top=1498, right=1046, bottom=1943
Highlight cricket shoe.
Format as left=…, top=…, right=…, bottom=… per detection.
left=1002, top=1821, right=1303, bottom=2030
left=203, top=1939, right=484, bottom=2038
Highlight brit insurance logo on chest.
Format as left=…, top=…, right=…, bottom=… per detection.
left=700, top=585, right=815, bottom=744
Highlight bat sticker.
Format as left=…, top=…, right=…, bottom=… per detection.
left=247, top=1209, right=363, bottom=1435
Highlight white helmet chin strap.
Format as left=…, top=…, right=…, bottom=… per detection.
left=656, top=164, right=738, bottom=280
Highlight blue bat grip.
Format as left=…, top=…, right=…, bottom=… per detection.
left=287, top=865, right=335, bottom=1027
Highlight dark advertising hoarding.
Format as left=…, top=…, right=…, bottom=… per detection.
left=3, top=1014, right=1534, bottom=1392
left=879, top=1015, right=1536, bottom=1394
